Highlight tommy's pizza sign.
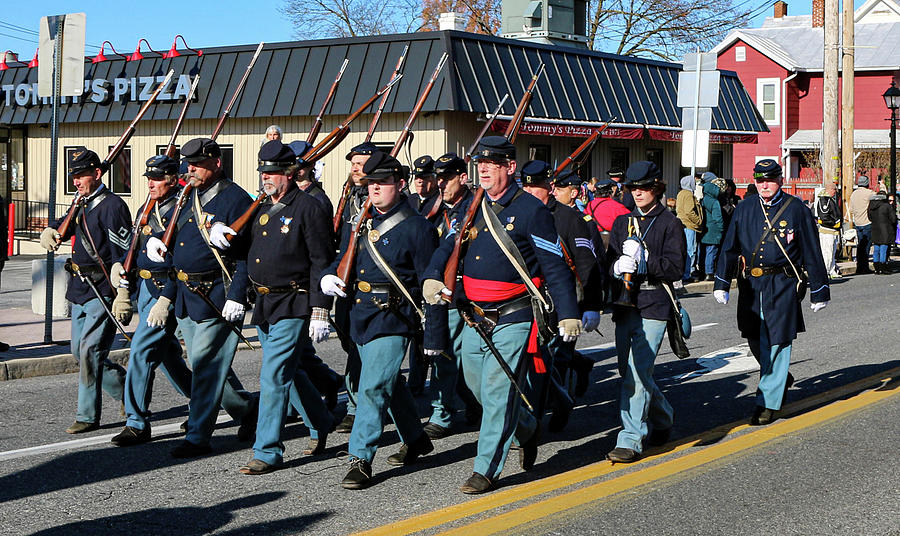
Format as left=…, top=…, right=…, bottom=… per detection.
left=2, top=74, right=196, bottom=107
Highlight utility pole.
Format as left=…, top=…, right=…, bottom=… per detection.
left=823, top=0, right=840, bottom=187
left=841, top=0, right=855, bottom=214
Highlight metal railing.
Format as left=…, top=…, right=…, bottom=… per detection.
left=12, top=200, right=71, bottom=237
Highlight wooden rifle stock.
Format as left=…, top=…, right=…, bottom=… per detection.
left=441, top=186, right=485, bottom=301
left=163, top=46, right=264, bottom=249
left=332, top=180, right=353, bottom=234
left=225, top=191, right=268, bottom=242
left=365, top=46, right=408, bottom=143
left=307, top=58, right=349, bottom=145
left=504, top=63, right=545, bottom=144
left=54, top=194, right=83, bottom=244
left=335, top=198, right=372, bottom=289
left=390, top=53, right=448, bottom=158
left=210, top=42, right=264, bottom=141
left=102, top=70, right=175, bottom=173
left=465, top=94, right=509, bottom=164
left=165, top=74, right=201, bottom=158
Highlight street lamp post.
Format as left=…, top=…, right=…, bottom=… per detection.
left=883, top=81, right=900, bottom=208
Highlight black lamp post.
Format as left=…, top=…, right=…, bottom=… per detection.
left=883, top=81, right=900, bottom=207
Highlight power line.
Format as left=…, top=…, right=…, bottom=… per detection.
left=0, top=19, right=39, bottom=36
left=0, top=18, right=102, bottom=50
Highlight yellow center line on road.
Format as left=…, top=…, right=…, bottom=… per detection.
left=356, top=365, right=900, bottom=536
left=435, top=377, right=900, bottom=536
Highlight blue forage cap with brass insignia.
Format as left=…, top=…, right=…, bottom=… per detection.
left=258, top=140, right=297, bottom=172
left=181, top=138, right=221, bottom=163
left=473, top=135, right=516, bottom=161
left=413, top=155, right=435, bottom=177
left=346, top=141, right=379, bottom=161
left=753, top=158, right=783, bottom=179
left=67, top=147, right=102, bottom=176
left=288, top=141, right=313, bottom=160
left=624, top=161, right=662, bottom=187
left=520, top=160, right=551, bottom=185
left=435, top=152, right=466, bottom=175
left=143, top=155, right=178, bottom=178
left=363, top=151, right=403, bottom=180
left=553, top=169, right=583, bottom=188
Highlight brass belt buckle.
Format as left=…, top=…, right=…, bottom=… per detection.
left=357, top=281, right=372, bottom=293
left=750, top=267, right=763, bottom=277
left=177, top=270, right=189, bottom=282
left=139, top=269, right=153, bottom=279
left=256, top=286, right=270, bottom=295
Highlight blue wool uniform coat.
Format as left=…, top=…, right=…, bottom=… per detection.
left=426, top=183, right=579, bottom=325
left=300, top=182, right=334, bottom=216
left=160, top=178, right=252, bottom=321
left=607, top=202, right=686, bottom=321
left=714, top=191, right=830, bottom=345
left=325, top=200, right=446, bottom=348
left=547, top=197, right=605, bottom=312
left=53, top=185, right=131, bottom=304
left=407, top=189, right=444, bottom=225
left=247, top=186, right=334, bottom=326
left=128, top=188, right=180, bottom=300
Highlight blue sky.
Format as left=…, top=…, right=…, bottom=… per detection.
left=0, top=0, right=866, bottom=60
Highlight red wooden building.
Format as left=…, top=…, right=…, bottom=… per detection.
left=712, top=0, right=900, bottom=186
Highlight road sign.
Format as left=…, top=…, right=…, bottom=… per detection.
left=37, top=13, right=85, bottom=98
left=681, top=108, right=712, bottom=131
left=681, top=129, right=710, bottom=168
left=678, top=51, right=719, bottom=176
left=677, top=72, right=721, bottom=107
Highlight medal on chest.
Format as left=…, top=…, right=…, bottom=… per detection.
left=259, top=214, right=269, bottom=226
left=280, top=216, right=292, bottom=234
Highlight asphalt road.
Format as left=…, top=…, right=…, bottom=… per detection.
left=0, top=262, right=897, bottom=535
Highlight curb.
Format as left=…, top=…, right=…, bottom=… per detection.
left=0, top=349, right=130, bottom=382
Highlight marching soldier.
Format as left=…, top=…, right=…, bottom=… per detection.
left=521, top=163, right=604, bottom=431
left=320, top=151, right=443, bottom=489
left=713, top=159, right=829, bottom=425
left=422, top=152, right=480, bottom=439
left=332, top=141, right=378, bottom=434
left=40, top=148, right=130, bottom=434
left=145, top=138, right=257, bottom=458
left=290, top=141, right=334, bottom=216
left=423, top=137, right=582, bottom=494
left=109, top=155, right=254, bottom=446
left=408, top=155, right=444, bottom=224
left=605, top=161, right=686, bottom=464
left=212, top=141, right=336, bottom=474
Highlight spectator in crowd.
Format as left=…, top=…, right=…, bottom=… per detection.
left=264, top=125, right=283, bottom=143
left=745, top=183, right=758, bottom=198
left=699, top=172, right=725, bottom=281
left=0, top=192, right=8, bottom=352
left=849, top=175, right=876, bottom=274
left=722, top=179, right=740, bottom=226
left=584, top=178, right=631, bottom=252
left=867, top=190, right=897, bottom=274
left=676, top=175, right=703, bottom=284
left=815, top=182, right=843, bottom=279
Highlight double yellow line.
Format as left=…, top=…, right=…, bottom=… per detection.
left=358, top=366, right=900, bottom=536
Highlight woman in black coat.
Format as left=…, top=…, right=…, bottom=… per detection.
left=867, top=191, right=897, bottom=274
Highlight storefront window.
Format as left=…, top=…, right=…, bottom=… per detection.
left=63, top=146, right=79, bottom=195
left=610, top=147, right=629, bottom=174
left=107, top=146, right=132, bottom=196
left=529, top=144, right=550, bottom=163
left=220, top=145, right=234, bottom=179
left=646, top=148, right=663, bottom=170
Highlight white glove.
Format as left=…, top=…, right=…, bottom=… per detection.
left=810, top=301, right=828, bottom=312
left=558, top=318, right=583, bottom=343
left=714, top=290, right=729, bottom=305
left=222, top=300, right=245, bottom=323
left=146, top=236, right=167, bottom=263
left=40, top=227, right=60, bottom=252
left=423, top=278, right=451, bottom=306
left=320, top=274, right=347, bottom=298
left=209, top=222, right=236, bottom=249
left=581, top=311, right=601, bottom=332
left=423, top=349, right=442, bottom=357
left=147, top=296, right=171, bottom=328
left=110, top=262, right=128, bottom=289
left=309, top=318, right=330, bottom=343
left=621, top=239, right=646, bottom=261
left=613, top=256, right=637, bottom=276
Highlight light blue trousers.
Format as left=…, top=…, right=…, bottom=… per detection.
left=614, top=309, right=673, bottom=453
left=349, top=335, right=424, bottom=463
left=748, top=297, right=793, bottom=411
left=254, top=318, right=333, bottom=465
left=428, top=308, right=466, bottom=428
left=71, top=298, right=125, bottom=424
left=684, top=228, right=698, bottom=279
left=461, top=321, right=537, bottom=481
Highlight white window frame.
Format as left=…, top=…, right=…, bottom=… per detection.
left=735, top=46, right=746, bottom=62
left=756, top=78, right=780, bottom=126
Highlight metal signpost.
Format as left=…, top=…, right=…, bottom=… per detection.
left=37, top=13, right=86, bottom=343
left=678, top=51, right=720, bottom=177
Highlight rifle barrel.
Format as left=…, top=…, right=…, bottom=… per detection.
left=210, top=42, right=264, bottom=141
left=103, top=69, right=175, bottom=172
left=465, top=94, right=509, bottom=163
left=391, top=53, right=448, bottom=157
left=366, top=45, right=408, bottom=143
left=504, top=63, right=545, bottom=144
left=307, top=58, right=349, bottom=144
left=165, top=74, right=201, bottom=156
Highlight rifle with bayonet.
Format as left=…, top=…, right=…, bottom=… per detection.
left=365, top=46, right=407, bottom=143
left=122, top=74, right=201, bottom=275
left=464, top=94, right=509, bottom=164
left=504, top=63, right=545, bottom=144
left=390, top=53, right=448, bottom=157
left=308, top=58, right=349, bottom=145
left=162, top=43, right=265, bottom=252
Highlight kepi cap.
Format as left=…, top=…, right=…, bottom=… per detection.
left=143, top=155, right=178, bottom=178
left=257, top=140, right=297, bottom=172
left=553, top=170, right=583, bottom=188
left=752, top=159, right=782, bottom=180
left=363, top=151, right=403, bottom=180
left=472, top=136, right=516, bottom=161
left=520, top=160, right=551, bottom=185
left=624, top=161, right=662, bottom=187
left=434, top=152, right=466, bottom=175
left=181, top=138, right=221, bottom=163
left=413, top=155, right=435, bottom=177
left=67, top=147, right=102, bottom=176
left=346, top=141, right=378, bottom=161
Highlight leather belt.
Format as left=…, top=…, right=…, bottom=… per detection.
left=72, top=264, right=103, bottom=275
left=139, top=269, right=171, bottom=280
left=254, top=283, right=306, bottom=295
left=744, top=266, right=794, bottom=278
left=473, top=295, right=532, bottom=324
left=356, top=281, right=393, bottom=294
left=176, top=269, right=220, bottom=282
